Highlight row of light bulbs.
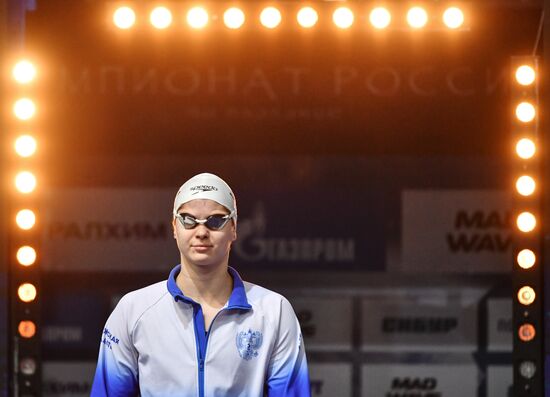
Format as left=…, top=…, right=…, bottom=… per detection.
left=512, top=60, right=539, bottom=385
left=513, top=65, right=537, bottom=237
left=112, top=5, right=466, bottom=30
left=11, top=59, right=39, bottom=343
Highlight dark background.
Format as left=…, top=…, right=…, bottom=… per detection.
left=1, top=0, right=547, bottom=396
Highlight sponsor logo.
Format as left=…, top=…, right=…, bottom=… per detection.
left=190, top=185, right=218, bottom=195
left=43, top=326, right=83, bottom=343
left=446, top=210, right=512, bottom=253
left=43, top=380, right=91, bottom=394
left=234, top=203, right=355, bottom=263
left=236, top=329, right=263, bottom=360
left=382, top=317, right=458, bottom=334
left=387, top=377, right=441, bottom=397
left=48, top=221, right=167, bottom=241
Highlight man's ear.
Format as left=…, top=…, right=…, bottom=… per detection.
left=231, top=221, right=237, bottom=242
left=172, top=218, right=177, bottom=239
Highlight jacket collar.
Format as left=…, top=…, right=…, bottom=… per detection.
left=167, top=264, right=252, bottom=310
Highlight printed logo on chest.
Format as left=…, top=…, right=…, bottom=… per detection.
left=236, top=329, right=263, bottom=360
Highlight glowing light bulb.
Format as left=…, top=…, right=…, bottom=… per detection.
left=516, top=65, right=536, bottom=86
left=18, top=283, right=37, bottom=303
left=15, top=171, right=36, bottom=194
left=333, top=7, right=354, bottom=29
left=517, top=212, right=536, bottom=232
left=517, top=249, right=536, bottom=269
left=369, top=7, right=391, bottom=29
left=297, top=7, right=318, bottom=28
left=516, top=138, right=536, bottom=159
left=443, top=7, right=464, bottom=29
left=13, top=98, right=36, bottom=120
left=113, top=6, right=136, bottom=29
left=224, top=7, right=245, bottom=29
left=14, top=135, right=37, bottom=157
left=407, top=6, right=428, bottom=28
left=18, top=321, right=36, bottom=338
left=518, top=323, right=536, bottom=342
left=516, top=175, right=536, bottom=196
left=187, top=7, right=209, bottom=29
left=12, top=60, right=37, bottom=84
left=516, top=102, right=536, bottom=123
left=16, top=209, right=36, bottom=230
left=150, top=6, right=172, bottom=29
left=518, top=286, right=535, bottom=305
left=260, top=7, right=282, bottom=29
left=16, top=246, right=36, bottom=266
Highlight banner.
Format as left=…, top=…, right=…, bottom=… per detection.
left=42, top=189, right=177, bottom=272
left=487, top=366, right=512, bottom=397
left=309, top=364, right=352, bottom=397
left=43, top=362, right=96, bottom=397
left=26, top=2, right=540, bottom=159
left=362, top=364, right=477, bottom=397
left=401, top=190, right=512, bottom=273
left=361, top=291, right=479, bottom=352
left=292, top=297, right=353, bottom=351
left=487, top=299, right=512, bottom=352
left=41, top=185, right=383, bottom=271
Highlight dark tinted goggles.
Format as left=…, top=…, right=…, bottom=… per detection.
left=175, top=213, right=233, bottom=230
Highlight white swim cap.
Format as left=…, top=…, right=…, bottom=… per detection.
left=173, top=173, right=237, bottom=220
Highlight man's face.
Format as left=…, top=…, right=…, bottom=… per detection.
left=172, top=199, right=237, bottom=269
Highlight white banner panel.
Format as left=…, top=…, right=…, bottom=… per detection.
left=43, top=362, right=96, bottom=397
left=292, top=297, right=352, bottom=351
left=42, top=189, right=178, bottom=271
left=401, top=190, right=512, bottom=273
left=41, top=188, right=356, bottom=271
left=361, top=297, right=477, bottom=352
left=309, top=363, right=352, bottom=397
left=362, top=363, right=477, bottom=397
left=487, top=299, right=512, bottom=352
left=487, top=366, right=512, bottom=397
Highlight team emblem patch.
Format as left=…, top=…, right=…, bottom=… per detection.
left=236, top=329, right=263, bottom=360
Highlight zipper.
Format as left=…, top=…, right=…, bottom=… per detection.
left=192, top=305, right=207, bottom=397
left=198, top=358, right=205, bottom=397
left=193, top=306, right=226, bottom=397
left=193, top=303, right=251, bottom=396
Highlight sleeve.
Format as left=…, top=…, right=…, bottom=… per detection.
left=265, top=297, right=311, bottom=397
left=90, top=295, right=139, bottom=397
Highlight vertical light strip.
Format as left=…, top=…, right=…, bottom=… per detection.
left=511, top=56, right=542, bottom=396
left=9, top=57, right=42, bottom=396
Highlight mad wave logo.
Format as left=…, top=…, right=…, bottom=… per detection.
left=236, top=329, right=263, bottom=360
left=387, top=377, right=441, bottom=397
left=190, top=185, right=218, bottom=195
left=446, top=210, right=512, bottom=253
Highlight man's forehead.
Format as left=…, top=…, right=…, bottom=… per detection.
left=177, top=199, right=229, bottom=212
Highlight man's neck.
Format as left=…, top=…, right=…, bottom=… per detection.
left=176, top=263, right=233, bottom=308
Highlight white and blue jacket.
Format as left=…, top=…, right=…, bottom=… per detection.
left=91, top=265, right=311, bottom=397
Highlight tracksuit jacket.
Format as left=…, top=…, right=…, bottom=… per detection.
left=91, top=265, right=311, bottom=397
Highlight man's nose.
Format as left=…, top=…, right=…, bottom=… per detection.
left=195, top=224, right=209, bottom=238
